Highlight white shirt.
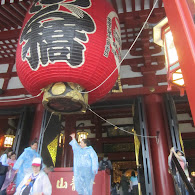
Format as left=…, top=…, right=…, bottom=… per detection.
left=14, top=170, right=52, bottom=195
left=0, top=154, right=9, bottom=166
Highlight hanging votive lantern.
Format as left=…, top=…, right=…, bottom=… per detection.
left=16, top=0, right=121, bottom=114
left=153, top=17, right=185, bottom=96
left=76, top=123, right=88, bottom=143
left=77, top=131, right=88, bottom=143
left=58, top=131, right=65, bottom=148
left=4, top=135, right=15, bottom=148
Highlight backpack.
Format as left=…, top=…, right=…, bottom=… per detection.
left=100, top=159, right=109, bottom=170
left=6, top=181, right=16, bottom=195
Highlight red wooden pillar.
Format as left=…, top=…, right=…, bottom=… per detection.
left=29, top=104, right=44, bottom=143
left=93, top=116, right=103, bottom=153
left=61, top=116, right=76, bottom=167
left=144, top=94, right=175, bottom=195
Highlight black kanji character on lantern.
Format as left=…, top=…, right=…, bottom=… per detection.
left=20, top=0, right=95, bottom=71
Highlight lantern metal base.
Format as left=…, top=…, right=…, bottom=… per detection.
left=42, top=82, right=88, bottom=115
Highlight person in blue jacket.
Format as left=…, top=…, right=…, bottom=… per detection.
left=13, top=139, right=42, bottom=187
left=130, top=171, right=138, bottom=195
left=69, top=133, right=98, bottom=195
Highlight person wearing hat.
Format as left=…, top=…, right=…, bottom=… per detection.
left=13, top=139, right=43, bottom=187
left=14, top=157, right=52, bottom=195
left=169, top=147, right=187, bottom=172
left=168, top=147, right=189, bottom=195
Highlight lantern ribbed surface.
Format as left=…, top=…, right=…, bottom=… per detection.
left=16, top=0, right=121, bottom=104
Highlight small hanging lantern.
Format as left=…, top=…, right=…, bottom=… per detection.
left=58, top=131, right=65, bottom=147
left=76, top=123, right=88, bottom=143
left=191, top=171, right=195, bottom=177
left=153, top=17, right=185, bottom=96
left=4, top=135, right=15, bottom=148
left=4, top=128, right=15, bottom=148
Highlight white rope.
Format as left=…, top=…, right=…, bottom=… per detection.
left=0, top=90, right=43, bottom=102
left=80, top=0, right=159, bottom=94
left=44, top=112, right=54, bottom=133
left=88, top=107, right=157, bottom=139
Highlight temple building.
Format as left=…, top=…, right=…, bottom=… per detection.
left=0, top=0, right=194, bottom=194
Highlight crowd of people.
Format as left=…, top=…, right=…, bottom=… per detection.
left=0, top=139, right=52, bottom=195
left=110, top=146, right=190, bottom=195
left=111, top=171, right=138, bottom=195
left=0, top=135, right=191, bottom=195
left=0, top=134, right=100, bottom=195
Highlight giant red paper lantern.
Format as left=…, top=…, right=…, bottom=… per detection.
left=16, top=0, right=121, bottom=114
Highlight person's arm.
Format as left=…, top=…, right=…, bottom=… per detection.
left=14, top=174, right=29, bottom=195
left=41, top=174, right=52, bottom=195
left=168, top=148, right=173, bottom=168
left=13, top=151, right=25, bottom=170
left=178, top=156, right=186, bottom=164
left=69, top=133, right=80, bottom=151
left=171, top=147, right=184, bottom=162
left=89, top=148, right=99, bottom=174
left=129, top=178, right=133, bottom=191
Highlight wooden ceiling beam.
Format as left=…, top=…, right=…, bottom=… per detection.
left=0, top=88, right=29, bottom=97
left=0, top=13, right=14, bottom=29
left=0, top=57, right=15, bottom=64
left=20, top=1, right=31, bottom=10
left=122, top=40, right=162, bottom=52
left=141, top=0, right=144, bottom=10
left=121, top=77, right=143, bottom=85
left=67, top=101, right=192, bottom=122
left=121, top=74, right=167, bottom=85
left=104, top=86, right=179, bottom=101
left=131, top=0, right=135, bottom=12
left=0, top=96, right=40, bottom=107
left=150, top=0, right=154, bottom=9
left=0, top=85, right=178, bottom=108
left=111, top=0, right=118, bottom=14
left=91, top=137, right=134, bottom=143
left=119, top=8, right=165, bottom=23
left=0, top=29, right=20, bottom=40
left=175, top=103, right=191, bottom=114
left=2, top=4, right=24, bottom=23
left=0, top=19, right=10, bottom=30
left=121, top=55, right=164, bottom=65
left=129, top=42, right=162, bottom=56
left=181, top=132, right=195, bottom=139
left=121, top=0, right=126, bottom=13
left=158, top=0, right=163, bottom=8
left=11, top=2, right=26, bottom=16
left=0, top=72, right=18, bottom=78
left=90, top=109, right=133, bottom=117
left=178, top=120, right=193, bottom=125
left=0, top=8, right=21, bottom=27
